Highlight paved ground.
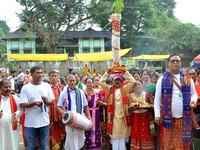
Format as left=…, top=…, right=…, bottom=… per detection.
left=18, top=127, right=112, bottom=150
left=19, top=127, right=24, bottom=150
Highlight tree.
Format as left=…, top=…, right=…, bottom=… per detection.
left=92, top=0, right=178, bottom=54
left=88, top=0, right=112, bottom=29
left=16, top=0, right=200, bottom=55
left=0, top=20, right=10, bottom=58
left=152, top=0, right=176, bottom=18
left=168, top=23, right=200, bottom=52
left=16, top=0, right=109, bottom=53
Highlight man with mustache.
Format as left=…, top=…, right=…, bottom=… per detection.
left=48, top=70, right=65, bottom=150
left=99, top=70, right=135, bottom=150
left=0, top=79, right=22, bottom=150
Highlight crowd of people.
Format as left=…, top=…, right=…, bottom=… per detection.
left=0, top=53, right=200, bottom=150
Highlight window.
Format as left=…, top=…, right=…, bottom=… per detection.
left=94, top=37, right=100, bottom=40
left=10, top=48, right=19, bottom=54
left=24, top=48, right=32, bottom=54
left=82, top=37, right=89, bottom=40
left=94, top=47, right=101, bottom=52
left=83, top=47, right=90, bottom=53
left=66, top=48, right=78, bottom=57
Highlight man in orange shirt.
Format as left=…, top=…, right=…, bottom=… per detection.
left=48, top=70, right=65, bottom=150
left=188, top=68, right=200, bottom=95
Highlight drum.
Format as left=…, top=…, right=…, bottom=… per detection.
left=62, top=111, right=92, bottom=131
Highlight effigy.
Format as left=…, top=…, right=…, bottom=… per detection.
left=62, top=111, right=92, bottom=131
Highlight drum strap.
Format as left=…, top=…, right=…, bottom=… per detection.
left=75, top=89, right=82, bottom=114
left=66, top=87, right=82, bottom=114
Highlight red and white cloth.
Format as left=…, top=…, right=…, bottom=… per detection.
left=110, top=73, right=125, bottom=81
left=110, top=13, right=121, bottom=66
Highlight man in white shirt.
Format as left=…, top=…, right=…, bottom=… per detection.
left=20, top=66, right=55, bottom=150
left=57, top=74, right=91, bottom=150
left=154, top=53, right=197, bottom=150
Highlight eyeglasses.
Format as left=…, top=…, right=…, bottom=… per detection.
left=169, top=60, right=181, bottom=63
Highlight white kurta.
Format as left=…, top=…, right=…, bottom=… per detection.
left=0, top=95, right=22, bottom=150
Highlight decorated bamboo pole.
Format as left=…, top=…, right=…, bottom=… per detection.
left=110, top=0, right=123, bottom=67
left=108, top=0, right=125, bottom=73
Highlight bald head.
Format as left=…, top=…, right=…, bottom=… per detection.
left=66, top=74, right=75, bottom=81
left=66, top=74, right=77, bottom=90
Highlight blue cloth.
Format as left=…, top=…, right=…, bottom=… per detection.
left=161, top=71, right=192, bottom=143
left=57, top=87, right=88, bottom=114
left=67, top=87, right=82, bottom=114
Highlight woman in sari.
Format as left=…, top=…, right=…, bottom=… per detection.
left=132, top=71, right=141, bottom=81
left=141, top=69, right=156, bottom=96
left=129, top=80, right=156, bottom=150
left=84, top=77, right=105, bottom=150
left=150, top=71, right=159, bottom=85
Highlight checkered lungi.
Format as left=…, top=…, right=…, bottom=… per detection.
left=160, top=118, right=191, bottom=150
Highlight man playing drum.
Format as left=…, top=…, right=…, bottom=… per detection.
left=57, top=74, right=92, bottom=150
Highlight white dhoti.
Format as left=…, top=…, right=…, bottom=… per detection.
left=111, top=137, right=129, bottom=150
left=64, top=126, right=85, bottom=150
left=0, top=113, right=20, bottom=150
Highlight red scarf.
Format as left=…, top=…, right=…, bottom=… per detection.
left=50, top=83, right=63, bottom=122
left=0, top=93, right=17, bottom=130
left=107, top=86, right=131, bottom=134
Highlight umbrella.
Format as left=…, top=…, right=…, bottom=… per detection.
left=191, top=55, right=200, bottom=68
left=194, top=54, right=200, bottom=63
left=191, top=62, right=200, bottom=68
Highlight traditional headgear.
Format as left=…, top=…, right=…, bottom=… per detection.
left=110, top=73, right=125, bottom=82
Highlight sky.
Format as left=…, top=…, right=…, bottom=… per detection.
left=0, top=0, right=200, bottom=32
left=0, top=0, right=23, bottom=31
left=174, top=0, right=200, bottom=26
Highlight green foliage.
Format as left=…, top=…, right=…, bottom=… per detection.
left=0, top=20, right=10, bottom=58
left=15, top=0, right=200, bottom=55
left=2, top=60, right=16, bottom=70
left=95, top=0, right=200, bottom=54
left=169, top=23, right=200, bottom=51
left=88, top=0, right=112, bottom=29
left=112, top=0, right=124, bottom=14
left=16, top=0, right=96, bottom=53
left=0, top=21, right=10, bottom=33
left=152, top=0, right=176, bottom=18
